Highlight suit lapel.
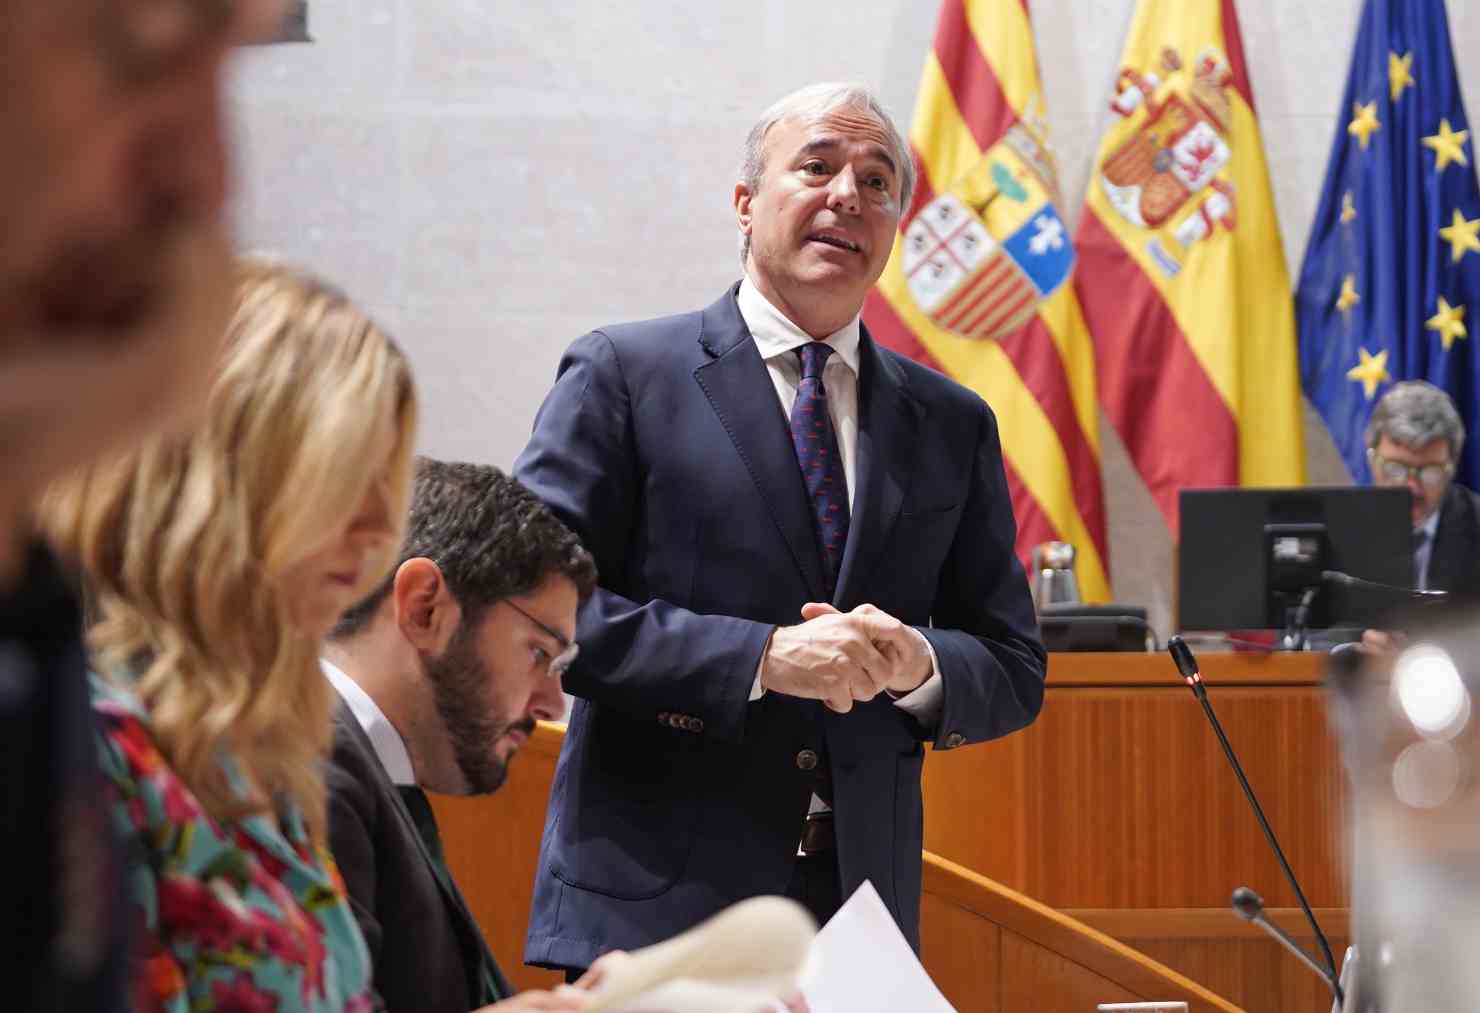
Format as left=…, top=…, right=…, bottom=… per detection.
left=694, top=287, right=827, bottom=600
left=1430, top=485, right=1469, bottom=591
left=835, top=330, right=920, bottom=607
left=332, top=703, right=508, bottom=1001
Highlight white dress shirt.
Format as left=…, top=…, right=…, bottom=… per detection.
left=322, top=658, right=417, bottom=787
left=736, top=277, right=944, bottom=724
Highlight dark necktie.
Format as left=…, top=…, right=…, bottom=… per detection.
left=1414, top=528, right=1432, bottom=588
left=396, top=786, right=507, bottom=1004
left=397, top=785, right=446, bottom=862
left=789, top=343, right=851, bottom=600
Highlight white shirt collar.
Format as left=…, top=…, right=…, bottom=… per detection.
left=321, top=658, right=417, bottom=787
left=737, top=277, right=861, bottom=375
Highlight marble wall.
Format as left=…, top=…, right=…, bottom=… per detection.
left=229, top=1, right=1480, bottom=636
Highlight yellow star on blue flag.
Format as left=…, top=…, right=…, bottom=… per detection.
left=1346, top=346, right=1391, bottom=399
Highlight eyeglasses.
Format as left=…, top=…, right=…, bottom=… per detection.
left=1370, top=451, right=1455, bottom=490
left=499, top=598, right=579, bottom=679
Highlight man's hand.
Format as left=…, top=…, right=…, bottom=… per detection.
left=760, top=609, right=904, bottom=712
left=476, top=985, right=590, bottom=1010
left=761, top=605, right=928, bottom=710
left=800, top=603, right=932, bottom=696
left=571, top=950, right=629, bottom=991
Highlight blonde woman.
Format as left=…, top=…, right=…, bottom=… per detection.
left=43, top=260, right=417, bottom=1012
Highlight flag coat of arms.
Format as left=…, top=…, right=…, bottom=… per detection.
left=1074, top=0, right=1306, bottom=534
left=864, top=0, right=1110, bottom=600
left=1297, top=0, right=1480, bottom=489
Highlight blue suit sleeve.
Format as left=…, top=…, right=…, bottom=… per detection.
left=917, top=401, right=1047, bottom=749
left=514, top=330, right=772, bottom=744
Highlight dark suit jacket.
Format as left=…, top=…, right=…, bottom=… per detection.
left=514, top=284, right=1047, bottom=970
left=325, top=700, right=512, bottom=1012
left=1428, top=482, right=1480, bottom=594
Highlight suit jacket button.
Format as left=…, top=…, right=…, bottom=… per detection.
left=796, top=749, right=819, bottom=771
left=657, top=712, right=670, bottom=724
left=687, top=717, right=704, bottom=733
left=943, top=732, right=965, bottom=749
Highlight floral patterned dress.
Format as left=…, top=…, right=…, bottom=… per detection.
left=90, top=676, right=374, bottom=1012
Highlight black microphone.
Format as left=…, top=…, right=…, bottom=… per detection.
left=1230, top=886, right=1339, bottom=998
left=1166, top=636, right=1344, bottom=1005
left=1321, top=569, right=1448, bottom=600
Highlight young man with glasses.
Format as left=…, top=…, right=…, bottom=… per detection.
left=323, top=458, right=596, bottom=1013
left=1365, top=381, right=1480, bottom=593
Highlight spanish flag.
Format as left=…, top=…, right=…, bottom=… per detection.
left=863, top=0, right=1111, bottom=602
left=1075, top=0, right=1306, bottom=535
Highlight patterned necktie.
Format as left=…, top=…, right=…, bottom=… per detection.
left=790, top=343, right=850, bottom=599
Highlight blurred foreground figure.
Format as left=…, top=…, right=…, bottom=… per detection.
left=1332, top=609, right=1480, bottom=1011
left=0, top=1, right=285, bottom=1007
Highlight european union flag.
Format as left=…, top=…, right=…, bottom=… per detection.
left=1296, top=0, right=1480, bottom=486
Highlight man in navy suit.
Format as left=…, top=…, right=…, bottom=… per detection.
left=515, top=81, right=1047, bottom=975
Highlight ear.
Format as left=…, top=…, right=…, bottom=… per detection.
left=733, top=180, right=755, bottom=238
left=391, top=558, right=459, bottom=652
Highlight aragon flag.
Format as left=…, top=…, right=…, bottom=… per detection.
left=1073, top=0, right=1306, bottom=535
left=862, top=0, right=1111, bottom=601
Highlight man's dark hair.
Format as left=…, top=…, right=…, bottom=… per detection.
left=331, top=458, right=597, bottom=639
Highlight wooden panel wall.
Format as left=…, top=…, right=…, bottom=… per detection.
left=919, top=652, right=1348, bottom=1010
left=923, top=653, right=1345, bottom=909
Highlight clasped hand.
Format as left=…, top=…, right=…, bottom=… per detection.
left=760, top=603, right=930, bottom=712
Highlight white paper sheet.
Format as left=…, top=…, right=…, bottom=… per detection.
left=798, top=881, right=957, bottom=1013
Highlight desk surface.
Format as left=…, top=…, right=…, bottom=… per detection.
left=1048, top=650, right=1326, bottom=687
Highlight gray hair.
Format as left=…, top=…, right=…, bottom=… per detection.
left=1365, top=380, right=1466, bottom=460
left=737, top=82, right=915, bottom=267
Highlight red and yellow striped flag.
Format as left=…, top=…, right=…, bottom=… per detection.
left=1074, top=0, right=1305, bottom=535
left=863, top=0, right=1111, bottom=602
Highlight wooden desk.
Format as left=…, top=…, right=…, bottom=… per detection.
left=431, top=651, right=1343, bottom=1010
left=921, top=651, right=1347, bottom=1010
left=432, top=722, right=1244, bottom=1010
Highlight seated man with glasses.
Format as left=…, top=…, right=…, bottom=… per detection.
left=323, top=458, right=596, bottom=1013
left=1366, top=381, right=1480, bottom=594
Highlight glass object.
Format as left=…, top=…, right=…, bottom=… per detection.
left=1030, top=541, right=1081, bottom=610
left=1329, top=618, right=1480, bottom=1010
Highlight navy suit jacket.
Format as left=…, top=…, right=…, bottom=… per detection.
left=515, top=284, right=1046, bottom=970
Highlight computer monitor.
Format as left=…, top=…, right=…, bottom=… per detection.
left=1177, top=486, right=1413, bottom=632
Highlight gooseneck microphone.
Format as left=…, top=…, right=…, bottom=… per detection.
left=1167, top=637, right=1344, bottom=1005
left=1230, top=886, right=1339, bottom=997
left=1321, top=568, right=1448, bottom=600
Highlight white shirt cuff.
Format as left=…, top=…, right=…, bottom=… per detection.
left=888, top=628, right=944, bottom=722
left=750, top=666, right=766, bottom=701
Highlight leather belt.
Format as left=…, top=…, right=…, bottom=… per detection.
left=798, top=811, right=835, bottom=856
